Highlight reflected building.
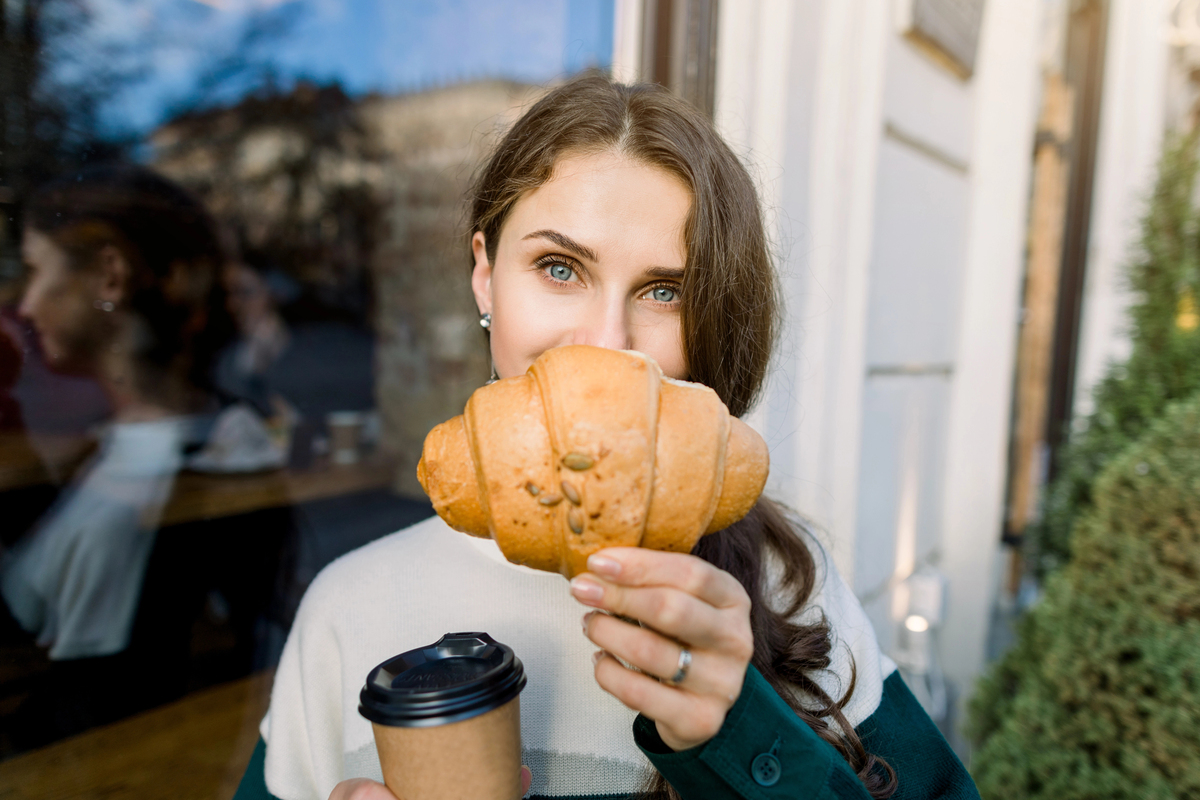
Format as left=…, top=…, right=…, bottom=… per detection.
left=149, top=80, right=542, bottom=495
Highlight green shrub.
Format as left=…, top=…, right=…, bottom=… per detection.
left=1028, top=133, right=1200, bottom=578
left=969, top=395, right=1200, bottom=799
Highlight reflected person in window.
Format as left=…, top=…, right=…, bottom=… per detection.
left=216, top=247, right=293, bottom=418
left=0, top=166, right=234, bottom=741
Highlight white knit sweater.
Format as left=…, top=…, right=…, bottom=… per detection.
left=260, top=514, right=895, bottom=799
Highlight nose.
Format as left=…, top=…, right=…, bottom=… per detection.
left=572, top=294, right=632, bottom=352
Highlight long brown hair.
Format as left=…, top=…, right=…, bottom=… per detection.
left=469, top=75, right=896, bottom=798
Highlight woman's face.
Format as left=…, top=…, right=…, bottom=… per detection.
left=18, top=228, right=108, bottom=373
left=472, top=150, right=690, bottom=380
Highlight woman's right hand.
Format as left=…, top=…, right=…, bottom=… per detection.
left=328, top=766, right=533, bottom=800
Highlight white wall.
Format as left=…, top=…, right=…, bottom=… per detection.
left=855, top=114, right=971, bottom=653
left=717, top=0, right=891, bottom=586
left=937, top=0, right=1041, bottom=693
left=715, top=0, right=1041, bottom=706
left=1072, top=0, right=1171, bottom=416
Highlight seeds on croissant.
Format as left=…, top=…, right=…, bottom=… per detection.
left=562, top=452, right=594, bottom=470
left=561, top=481, right=581, bottom=505
left=538, top=494, right=563, bottom=506
left=568, top=508, right=584, bottom=534
left=525, top=482, right=540, bottom=496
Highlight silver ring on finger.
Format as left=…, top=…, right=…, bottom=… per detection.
left=667, top=647, right=692, bottom=686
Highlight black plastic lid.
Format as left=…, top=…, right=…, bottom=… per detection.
left=358, top=632, right=527, bottom=728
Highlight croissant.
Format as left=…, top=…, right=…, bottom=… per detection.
left=416, top=345, right=769, bottom=578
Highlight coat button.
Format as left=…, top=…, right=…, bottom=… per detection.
left=751, top=752, right=781, bottom=786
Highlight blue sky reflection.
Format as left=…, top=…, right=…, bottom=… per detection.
left=79, top=0, right=613, bottom=136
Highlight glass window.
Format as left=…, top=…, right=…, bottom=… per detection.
left=0, top=0, right=613, bottom=789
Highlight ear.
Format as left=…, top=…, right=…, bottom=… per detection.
left=94, top=244, right=131, bottom=308
left=471, top=231, right=494, bottom=317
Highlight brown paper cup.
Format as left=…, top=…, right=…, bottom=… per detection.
left=372, top=697, right=522, bottom=800
left=359, top=633, right=527, bottom=800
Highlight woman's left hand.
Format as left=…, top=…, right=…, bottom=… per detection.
left=571, top=548, right=754, bottom=752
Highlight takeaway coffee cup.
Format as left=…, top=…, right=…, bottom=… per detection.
left=358, top=632, right=527, bottom=800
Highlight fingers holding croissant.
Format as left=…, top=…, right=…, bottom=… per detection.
left=417, top=345, right=769, bottom=578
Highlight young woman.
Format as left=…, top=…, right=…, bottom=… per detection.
left=237, top=76, right=978, bottom=800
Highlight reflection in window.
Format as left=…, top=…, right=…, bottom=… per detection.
left=0, top=0, right=613, bottom=786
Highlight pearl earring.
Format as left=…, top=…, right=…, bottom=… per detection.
left=93, top=300, right=114, bottom=312
left=480, top=312, right=492, bottom=329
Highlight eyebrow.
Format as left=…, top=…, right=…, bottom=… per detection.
left=522, top=230, right=685, bottom=279
left=644, top=266, right=685, bottom=280
left=522, top=229, right=598, bottom=262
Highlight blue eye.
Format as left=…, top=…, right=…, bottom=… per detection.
left=651, top=287, right=677, bottom=303
left=548, top=264, right=573, bottom=281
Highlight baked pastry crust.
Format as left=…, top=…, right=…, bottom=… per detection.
left=417, top=346, right=769, bottom=577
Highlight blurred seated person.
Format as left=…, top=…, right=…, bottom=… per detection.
left=0, top=165, right=251, bottom=748
left=217, top=249, right=294, bottom=420
left=215, top=242, right=374, bottom=434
